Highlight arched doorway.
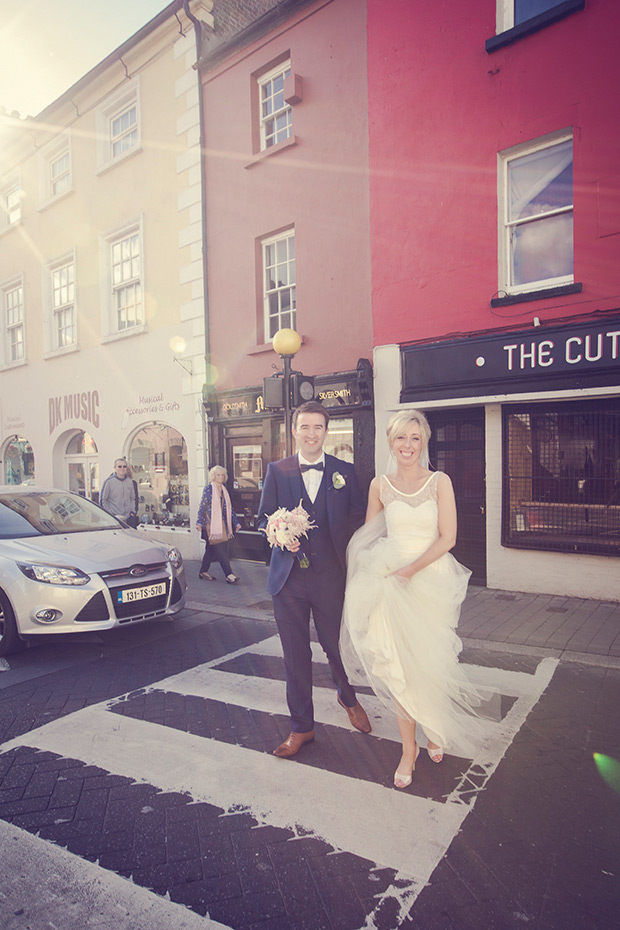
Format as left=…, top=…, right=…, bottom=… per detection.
left=128, top=424, right=189, bottom=526
left=65, top=431, right=99, bottom=503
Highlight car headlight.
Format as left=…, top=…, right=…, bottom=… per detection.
left=167, top=547, right=183, bottom=569
left=17, top=562, right=91, bottom=586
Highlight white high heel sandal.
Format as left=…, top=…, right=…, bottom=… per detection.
left=394, top=744, right=420, bottom=789
left=427, top=743, right=444, bottom=764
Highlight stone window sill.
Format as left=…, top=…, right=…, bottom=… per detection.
left=491, top=282, right=582, bottom=308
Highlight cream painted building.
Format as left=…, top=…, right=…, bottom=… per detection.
left=0, top=1, right=217, bottom=559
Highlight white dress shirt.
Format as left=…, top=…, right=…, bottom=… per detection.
left=298, top=452, right=325, bottom=504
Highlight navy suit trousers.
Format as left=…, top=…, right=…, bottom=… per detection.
left=272, top=558, right=356, bottom=732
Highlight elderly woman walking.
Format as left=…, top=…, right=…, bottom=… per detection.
left=196, top=465, right=241, bottom=583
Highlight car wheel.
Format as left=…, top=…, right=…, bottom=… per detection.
left=0, top=591, right=24, bottom=657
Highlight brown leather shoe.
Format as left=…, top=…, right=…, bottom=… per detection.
left=273, top=730, right=315, bottom=758
left=338, top=696, right=372, bottom=733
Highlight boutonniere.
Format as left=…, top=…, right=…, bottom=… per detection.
left=331, top=471, right=346, bottom=490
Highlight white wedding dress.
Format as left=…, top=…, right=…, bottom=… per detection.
left=340, top=472, right=486, bottom=757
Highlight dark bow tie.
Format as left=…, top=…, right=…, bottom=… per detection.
left=300, top=462, right=324, bottom=472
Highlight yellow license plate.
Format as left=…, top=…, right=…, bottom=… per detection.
left=117, top=582, right=166, bottom=604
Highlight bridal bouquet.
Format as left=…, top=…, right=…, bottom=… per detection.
left=261, top=501, right=317, bottom=569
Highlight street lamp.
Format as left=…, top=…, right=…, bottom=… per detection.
left=272, top=327, right=302, bottom=457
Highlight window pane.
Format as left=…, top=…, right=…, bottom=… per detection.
left=66, top=431, right=98, bottom=455
left=263, top=232, right=296, bottom=338
left=51, top=153, right=69, bottom=179
left=53, top=263, right=74, bottom=308
left=508, top=140, right=572, bottom=223
left=511, top=211, right=573, bottom=286
left=232, top=445, right=263, bottom=488
left=259, top=64, right=292, bottom=150
left=6, top=186, right=21, bottom=224
left=515, top=0, right=562, bottom=25
left=6, top=287, right=23, bottom=325
left=10, top=326, right=24, bottom=360
left=111, top=105, right=137, bottom=158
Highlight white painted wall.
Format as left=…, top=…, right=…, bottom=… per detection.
left=0, top=10, right=211, bottom=562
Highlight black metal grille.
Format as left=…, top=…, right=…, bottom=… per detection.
left=503, top=399, right=620, bottom=556
left=74, top=592, right=110, bottom=623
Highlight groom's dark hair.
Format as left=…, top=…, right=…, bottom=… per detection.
left=292, top=401, right=329, bottom=429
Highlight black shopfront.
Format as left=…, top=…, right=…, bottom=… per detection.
left=400, top=315, right=620, bottom=585
left=209, top=367, right=375, bottom=561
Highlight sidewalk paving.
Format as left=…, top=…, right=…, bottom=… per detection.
left=184, top=557, right=620, bottom=666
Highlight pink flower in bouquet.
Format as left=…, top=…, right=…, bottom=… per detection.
left=261, top=501, right=316, bottom=567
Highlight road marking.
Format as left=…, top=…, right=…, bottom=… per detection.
left=0, top=635, right=558, bottom=927
left=1, top=705, right=463, bottom=887
left=254, top=635, right=545, bottom=695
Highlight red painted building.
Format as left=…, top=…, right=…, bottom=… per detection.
left=196, top=0, right=374, bottom=557
left=367, top=0, right=620, bottom=598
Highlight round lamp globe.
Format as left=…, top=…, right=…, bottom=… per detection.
left=273, top=328, right=302, bottom=357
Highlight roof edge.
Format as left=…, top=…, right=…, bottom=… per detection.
left=197, top=0, right=316, bottom=72
left=35, top=0, right=187, bottom=120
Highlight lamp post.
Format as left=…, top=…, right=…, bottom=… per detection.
left=272, top=327, right=302, bottom=457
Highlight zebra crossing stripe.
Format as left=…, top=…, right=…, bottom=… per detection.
left=0, top=634, right=558, bottom=924
left=1, top=705, right=466, bottom=886
left=253, top=635, right=548, bottom=695
left=0, top=651, right=558, bottom=881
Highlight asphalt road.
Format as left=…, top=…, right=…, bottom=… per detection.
left=0, top=603, right=618, bottom=930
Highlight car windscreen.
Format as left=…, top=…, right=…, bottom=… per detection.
left=0, top=492, right=121, bottom=538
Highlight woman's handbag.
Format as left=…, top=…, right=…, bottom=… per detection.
left=201, top=523, right=232, bottom=545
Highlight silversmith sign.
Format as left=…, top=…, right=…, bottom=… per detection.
left=401, top=315, right=620, bottom=402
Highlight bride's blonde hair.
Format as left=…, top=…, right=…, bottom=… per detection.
left=386, top=410, right=432, bottom=469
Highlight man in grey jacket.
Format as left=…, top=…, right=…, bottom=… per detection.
left=100, top=458, right=139, bottom=527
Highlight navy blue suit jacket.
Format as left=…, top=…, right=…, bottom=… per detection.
left=258, top=453, right=365, bottom=596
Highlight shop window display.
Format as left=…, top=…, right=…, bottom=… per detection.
left=232, top=445, right=263, bottom=490
left=3, top=437, right=35, bottom=485
left=504, top=399, right=620, bottom=556
left=129, top=424, right=189, bottom=528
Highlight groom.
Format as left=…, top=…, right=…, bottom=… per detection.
left=258, top=400, right=371, bottom=758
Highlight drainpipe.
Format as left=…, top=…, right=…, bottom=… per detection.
left=183, top=0, right=211, bottom=477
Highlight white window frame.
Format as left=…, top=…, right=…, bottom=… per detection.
left=1, top=275, right=26, bottom=369
left=43, top=251, right=77, bottom=356
left=262, top=229, right=296, bottom=341
left=498, top=131, right=573, bottom=296
left=0, top=173, right=22, bottom=233
left=496, top=0, right=563, bottom=32
left=99, top=216, right=145, bottom=342
left=38, top=131, right=72, bottom=208
left=95, top=77, right=141, bottom=174
left=258, top=61, right=293, bottom=151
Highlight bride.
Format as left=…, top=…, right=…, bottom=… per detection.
left=340, top=410, right=485, bottom=788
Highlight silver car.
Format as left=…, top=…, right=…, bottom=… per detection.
left=0, top=486, right=186, bottom=656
